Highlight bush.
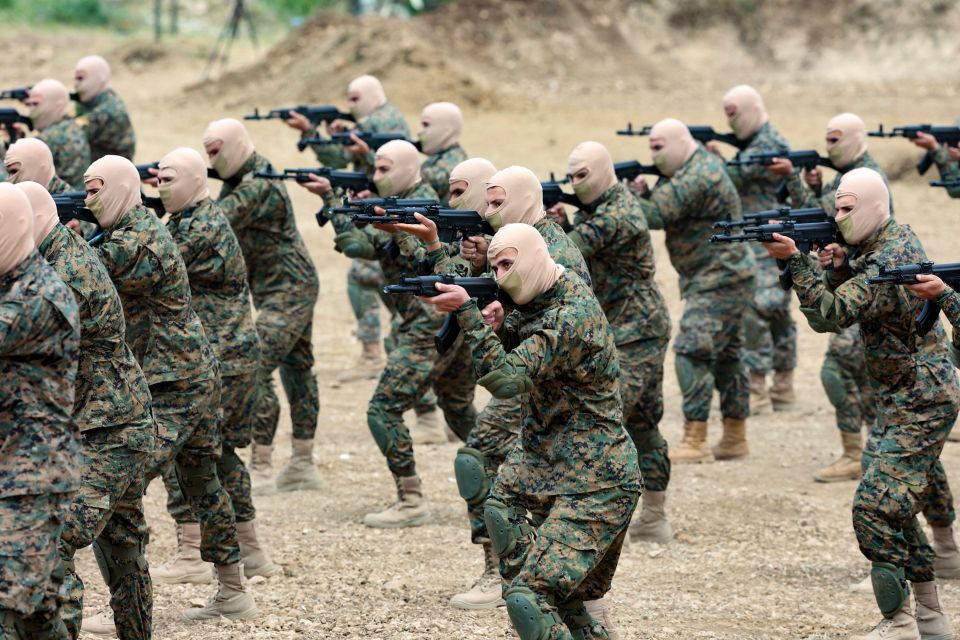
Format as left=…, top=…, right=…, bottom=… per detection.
left=4, top=0, right=121, bottom=26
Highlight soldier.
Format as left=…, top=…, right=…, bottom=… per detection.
left=0, top=183, right=80, bottom=640
left=18, top=182, right=154, bottom=639
left=4, top=138, right=73, bottom=194
left=204, top=118, right=322, bottom=495
left=72, top=55, right=136, bottom=161
left=764, top=168, right=958, bottom=640
left=148, top=148, right=278, bottom=587
left=633, top=118, right=755, bottom=463
left=417, top=102, right=467, bottom=203
left=24, top=79, right=90, bottom=190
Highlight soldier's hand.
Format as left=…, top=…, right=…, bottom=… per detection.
left=65, top=220, right=82, bottom=233
left=461, top=235, right=488, bottom=268
left=480, top=300, right=504, bottom=330
left=327, top=120, right=348, bottom=135
left=370, top=205, right=398, bottom=234
left=911, top=131, right=938, bottom=151
left=763, top=232, right=799, bottom=259
left=284, top=110, right=311, bottom=133
left=346, top=133, right=370, bottom=157
left=803, top=167, right=823, bottom=190
left=142, top=167, right=159, bottom=188
left=949, top=146, right=960, bottom=163
left=906, top=274, right=947, bottom=300
left=766, top=158, right=794, bottom=177
left=11, top=122, right=27, bottom=140
left=300, top=174, right=332, bottom=196
left=817, top=242, right=845, bottom=269
left=420, top=282, right=469, bottom=312
left=545, top=203, right=567, bottom=226
left=355, top=189, right=373, bottom=199
left=705, top=141, right=724, bottom=158
left=393, top=212, right=440, bottom=245
left=628, top=176, right=649, bottom=196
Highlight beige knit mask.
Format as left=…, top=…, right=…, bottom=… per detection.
left=203, top=118, right=255, bottom=180
left=649, top=118, right=697, bottom=178
left=17, top=181, right=58, bottom=246
left=84, top=155, right=142, bottom=229
left=158, top=147, right=211, bottom=214
left=4, top=138, right=55, bottom=185
left=484, top=166, right=544, bottom=232
left=488, top=223, right=564, bottom=305
left=418, top=102, right=463, bottom=155
left=0, top=182, right=36, bottom=276
left=834, top=168, right=890, bottom=245
left=723, top=84, right=768, bottom=141
left=74, top=55, right=111, bottom=102
left=374, top=140, right=421, bottom=196
left=347, top=75, right=386, bottom=119
left=567, top=141, right=617, bottom=205
left=826, top=113, right=868, bottom=169
left=448, top=157, right=497, bottom=213
left=28, top=79, right=70, bottom=131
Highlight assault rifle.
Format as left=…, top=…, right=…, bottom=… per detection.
left=244, top=105, right=355, bottom=126
left=297, top=132, right=418, bottom=152
left=0, top=108, right=31, bottom=141
left=53, top=192, right=104, bottom=245
left=384, top=274, right=503, bottom=354
left=930, top=180, right=960, bottom=190
left=323, top=195, right=436, bottom=228
left=135, top=162, right=221, bottom=181
left=728, top=150, right=834, bottom=202
left=713, top=206, right=830, bottom=231
left=614, top=160, right=662, bottom=181
left=541, top=173, right=579, bottom=208
left=0, top=85, right=30, bottom=101
left=867, top=261, right=960, bottom=336
left=617, top=122, right=747, bottom=150
left=254, top=167, right=372, bottom=190
left=868, top=124, right=960, bottom=175
left=351, top=206, right=493, bottom=243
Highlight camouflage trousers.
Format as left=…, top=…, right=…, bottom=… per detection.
left=853, top=408, right=958, bottom=583
left=620, top=337, right=670, bottom=493
left=347, top=258, right=384, bottom=345
left=165, top=372, right=257, bottom=525
left=741, top=281, right=797, bottom=375
left=821, top=325, right=878, bottom=435
left=145, top=373, right=240, bottom=566
left=673, top=289, right=751, bottom=421
left=251, top=297, right=319, bottom=444
left=0, top=492, right=73, bottom=639
left=59, top=424, right=155, bottom=640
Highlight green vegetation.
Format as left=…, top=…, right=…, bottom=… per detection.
left=0, top=0, right=123, bottom=26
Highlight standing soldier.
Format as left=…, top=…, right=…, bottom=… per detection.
left=24, top=79, right=90, bottom=190
left=72, top=55, right=136, bottom=161
left=4, top=138, right=74, bottom=194
left=417, top=102, right=467, bottom=203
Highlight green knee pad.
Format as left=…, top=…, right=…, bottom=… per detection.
left=505, top=587, right=562, bottom=640
left=674, top=354, right=706, bottom=397
left=484, top=498, right=519, bottom=558
left=631, top=429, right=667, bottom=456
left=819, top=362, right=847, bottom=407
left=454, top=447, right=490, bottom=506
left=92, top=538, right=148, bottom=590
left=218, top=446, right=244, bottom=477
left=870, top=562, right=908, bottom=618
left=367, top=407, right=395, bottom=456
left=175, top=457, right=222, bottom=499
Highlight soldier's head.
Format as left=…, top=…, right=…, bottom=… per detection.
left=16, top=181, right=58, bottom=246
left=567, top=141, right=617, bottom=206
left=418, top=102, right=463, bottom=155
left=484, top=166, right=544, bottom=232
left=347, top=75, right=386, bottom=120
left=834, top=168, right=890, bottom=245
left=26, top=79, right=70, bottom=131
left=373, top=139, right=421, bottom=197
left=825, top=113, right=867, bottom=169
left=488, top=223, right=563, bottom=305
left=158, top=147, right=210, bottom=215
left=203, top=118, right=255, bottom=181
left=4, top=138, right=55, bottom=186
left=0, top=182, right=36, bottom=276
left=83, top=155, right=142, bottom=229
left=74, top=55, right=111, bottom=103
left=448, top=157, right=497, bottom=214
left=722, top=84, right=768, bottom=141
left=649, top=119, right=697, bottom=178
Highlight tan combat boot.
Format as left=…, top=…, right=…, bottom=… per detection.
left=853, top=599, right=920, bottom=640
left=913, top=581, right=953, bottom=640
left=151, top=523, right=211, bottom=584
left=712, top=418, right=749, bottom=461
left=362, top=475, right=430, bottom=528
left=769, top=369, right=796, bottom=411
left=250, top=442, right=277, bottom=497
left=628, top=490, right=673, bottom=544
left=814, top=431, right=862, bottom=483
left=333, top=352, right=384, bottom=387
left=237, top=520, right=279, bottom=578
left=584, top=597, right=620, bottom=640
left=275, top=438, right=322, bottom=492
left=669, top=421, right=713, bottom=464
left=80, top=606, right=117, bottom=637
left=932, top=525, right=960, bottom=579
left=449, top=541, right=504, bottom=610
left=411, top=409, right=447, bottom=446
left=182, top=562, right=258, bottom=622
left=749, top=371, right=773, bottom=415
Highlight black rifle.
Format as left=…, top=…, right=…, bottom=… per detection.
left=53, top=192, right=105, bottom=245
left=351, top=207, right=493, bottom=243
left=135, top=161, right=222, bottom=181
left=617, top=122, right=747, bottom=150
left=244, top=105, right=355, bottom=126
left=141, top=193, right=166, bottom=215
left=0, top=85, right=30, bottom=101
left=728, top=149, right=834, bottom=202
left=867, top=261, right=960, bottom=336
left=541, top=173, right=580, bottom=208
left=930, top=180, right=960, bottom=190
left=297, top=132, right=418, bottom=153
left=614, top=160, right=663, bottom=181
left=384, top=274, right=503, bottom=354
left=0, top=108, right=31, bottom=141
left=255, top=167, right=372, bottom=190
left=714, top=206, right=830, bottom=231
left=868, top=124, right=960, bottom=175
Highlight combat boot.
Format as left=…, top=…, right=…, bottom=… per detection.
left=852, top=601, right=920, bottom=640
left=80, top=607, right=116, bottom=637
left=182, top=562, right=258, bottom=622
left=237, top=519, right=280, bottom=578
left=769, top=369, right=797, bottom=411
left=584, top=597, right=620, bottom=640
left=628, top=490, right=673, bottom=544
left=669, top=421, right=713, bottom=464
left=411, top=409, right=447, bottom=446
left=913, top=581, right=953, bottom=640
left=333, top=352, right=384, bottom=386
left=749, top=371, right=773, bottom=415
left=814, top=431, right=862, bottom=483
left=275, top=438, right=322, bottom=492
left=151, top=523, right=211, bottom=584
left=250, top=442, right=277, bottom=497
left=712, top=418, right=749, bottom=461
left=449, top=541, right=505, bottom=610
left=932, top=526, right=960, bottom=580
left=363, top=474, right=430, bottom=528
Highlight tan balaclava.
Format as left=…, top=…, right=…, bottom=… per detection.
left=17, top=181, right=59, bottom=246
left=84, top=155, right=142, bottom=229
left=488, top=223, right=564, bottom=305
left=650, top=119, right=698, bottom=178
left=4, top=138, right=55, bottom=185
left=418, top=102, right=463, bottom=155
left=449, top=158, right=497, bottom=213
left=74, top=55, right=111, bottom=103
left=485, top=166, right=544, bottom=232
left=723, top=84, right=769, bottom=141
left=0, top=182, right=36, bottom=276
left=567, top=141, right=617, bottom=205
left=28, top=79, right=70, bottom=131
left=348, top=75, right=387, bottom=120
left=158, top=147, right=211, bottom=214
left=826, top=113, right=868, bottom=169
left=374, top=140, right=421, bottom=197
left=834, top=168, right=890, bottom=245
left=203, top=118, right=255, bottom=181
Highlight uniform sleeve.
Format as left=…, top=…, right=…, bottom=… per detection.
left=785, top=171, right=821, bottom=209
left=931, top=146, right=960, bottom=199
left=217, top=181, right=264, bottom=231
left=638, top=179, right=688, bottom=229
left=421, top=163, right=450, bottom=202
left=97, top=235, right=164, bottom=296
left=302, top=127, right=350, bottom=168
left=568, top=210, right=621, bottom=259
left=0, top=300, right=32, bottom=352
left=937, top=287, right=960, bottom=335
left=787, top=251, right=876, bottom=331
left=723, top=158, right=781, bottom=192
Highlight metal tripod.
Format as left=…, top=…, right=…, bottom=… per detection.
left=204, top=0, right=259, bottom=77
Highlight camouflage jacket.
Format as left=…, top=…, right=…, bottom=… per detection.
left=39, top=224, right=153, bottom=432
left=785, top=151, right=891, bottom=215
left=640, top=146, right=755, bottom=295
left=457, top=269, right=640, bottom=495
left=96, top=204, right=217, bottom=385
left=421, top=144, right=468, bottom=204
left=569, top=182, right=670, bottom=345
left=37, top=116, right=91, bottom=190
left=305, top=101, right=411, bottom=175
left=74, top=88, right=136, bottom=161
left=930, top=145, right=960, bottom=199
left=0, top=251, right=81, bottom=497
left=47, top=175, right=72, bottom=195
left=788, top=219, right=959, bottom=424
left=216, top=153, right=320, bottom=307
left=165, top=198, right=261, bottom=377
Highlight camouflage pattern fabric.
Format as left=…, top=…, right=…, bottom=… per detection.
left=464, top=401, right=521, bottom=543
left=36, top=117, right=91, bottom=190
left=74, top=88, right=136, bottom=161
left=347, top=258, right=384, bottom=345
left=821, top=325, right=877, bottom=435
left=304, top=101, right=411, bottom=175
left=421, top=144, right=468, bottom=204
left=45, top=176, right=72, bottom=195
left=784, top=151, right=890, bottom=215
left=928, top=145, right=960, bottom=199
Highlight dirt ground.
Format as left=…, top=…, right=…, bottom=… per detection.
left=7, top=4, right=960, bottom=638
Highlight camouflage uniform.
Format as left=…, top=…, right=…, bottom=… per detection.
left=73, top=89, right=136, bottom=161
left=215, top=153, right=320, bottom=447
left=302, top=101, right=411, bottom=175
left=161, top=199, right=262, bottom=526
left=788, top=219, right=960, bottom=585
left=0, top=251, right=80, bottom=638
left=457, top=270, right=639, bottom=638
left=928, top=146, right=960, bottom=199
left=639, top=147, right=755, bottom=421
left=421, top=144, right=468, bottom=204
left=38, top=224, right=155, bottom=640
left=347, top=259, right=384, bottom=345
left=45, top=176, right=71, bottom=195
left=95, top=204, right=239, bottom=567
left=36, top=117, right=91, bottom=191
